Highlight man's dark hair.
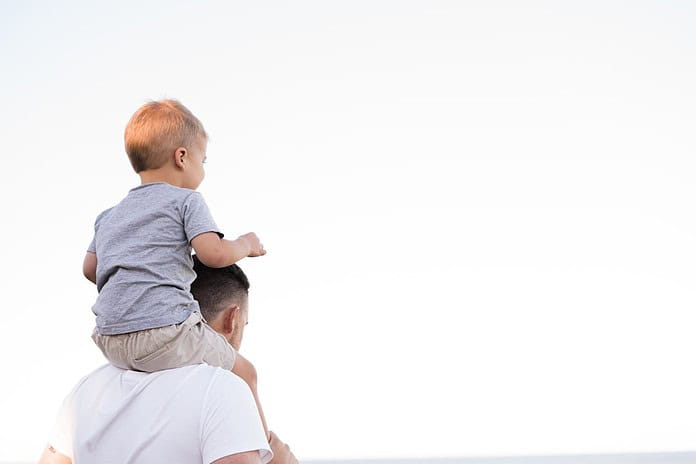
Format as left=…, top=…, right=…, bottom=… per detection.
left=191, top=255, right=250, bottom=322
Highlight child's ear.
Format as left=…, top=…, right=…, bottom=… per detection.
left=174, top=147, right=187, bottom=169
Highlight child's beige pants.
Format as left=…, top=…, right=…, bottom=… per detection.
left=92, top=312, right=236, bottom=372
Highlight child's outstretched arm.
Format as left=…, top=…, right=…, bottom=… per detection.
left=83, top=252, right=97, bottom=284
left=192, top=232, right=266, bottom=268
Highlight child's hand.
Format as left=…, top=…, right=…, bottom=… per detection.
left=239, top=232, right=266, bottom=257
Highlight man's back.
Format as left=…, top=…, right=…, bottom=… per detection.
left=49, top=364, right=271, bottom=464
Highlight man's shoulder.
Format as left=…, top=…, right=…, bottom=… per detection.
left=73, top=364, right=250, bottom=415
left=71, top=363, right=117, bottom=387
left=53, top=365, right=268, bottom=464
left=78, top=363, right=240, bottom=387
left=64, top=364, right=241, bottom=417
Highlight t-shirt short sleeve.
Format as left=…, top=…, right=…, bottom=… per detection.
left=87, top=207, right=113, bottom=253
left=183, top=192, right=223, bottom=243
left=47, top=382, right=81, bottom=459
left=87, top=235, right=96, bottom=253
left=200, top=370, right=272, bottom=464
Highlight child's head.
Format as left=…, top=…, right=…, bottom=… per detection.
left=124, top=99, right=208, bottom=174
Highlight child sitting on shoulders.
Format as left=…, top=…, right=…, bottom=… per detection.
left=83, top=99, right=270, bottom=436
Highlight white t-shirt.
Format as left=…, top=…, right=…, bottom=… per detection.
left=49, top=364, right=272, bottom=464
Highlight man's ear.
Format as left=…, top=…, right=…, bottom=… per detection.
left=222, top=304, right=240, bottom=335
left=173, top=147, right=187, bottom=169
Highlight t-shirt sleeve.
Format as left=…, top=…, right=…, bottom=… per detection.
left=47, top=387, right=77, bottom=459
left=87, top=207, right=113, bottom=253
left=87, top=235, right=96, bottom=253
left=183, top=192, right=224, bottom=243
left=200, top=370, right=272, bottom=464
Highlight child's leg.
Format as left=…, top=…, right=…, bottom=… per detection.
left=92, top=328, right=134, bottom=370
left=232, top=352, right=270, bottom=440
left=93, top=313, right=213, bottom=372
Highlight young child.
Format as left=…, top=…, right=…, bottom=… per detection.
left=83, top=99, right=270, bottom=436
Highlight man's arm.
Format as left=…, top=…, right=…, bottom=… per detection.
left=38, top=445, right=71, bottom=464
left=202, top=371, right=274, bottom=464
left=211, top=433, right=298, bottom=464
left=83, top=252, right=97, bottom=284
left=38, top=445, right=270, bottom=464
left=212, top=450, right=263, bottom=464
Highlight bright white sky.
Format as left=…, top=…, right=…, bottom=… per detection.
left=1, top=1, right=696, bottom=461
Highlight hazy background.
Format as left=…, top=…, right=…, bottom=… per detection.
left=1, top=1, right=696, bottom=462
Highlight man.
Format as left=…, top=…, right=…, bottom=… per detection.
left=39, top=258, right=298, bottom=464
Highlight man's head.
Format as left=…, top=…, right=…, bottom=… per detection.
left=191, top=255, right=250, bottom=350
left=124, top=99, right=208, bottom=182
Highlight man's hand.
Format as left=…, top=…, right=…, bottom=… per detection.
left=238, top=232, right=266, bottom=257
left=38, top=445, right=71, bottom=464
left=268, top=431, right=298, bottom=464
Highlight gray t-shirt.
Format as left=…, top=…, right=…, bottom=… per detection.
left=89, top=183, right=222, bottom=335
